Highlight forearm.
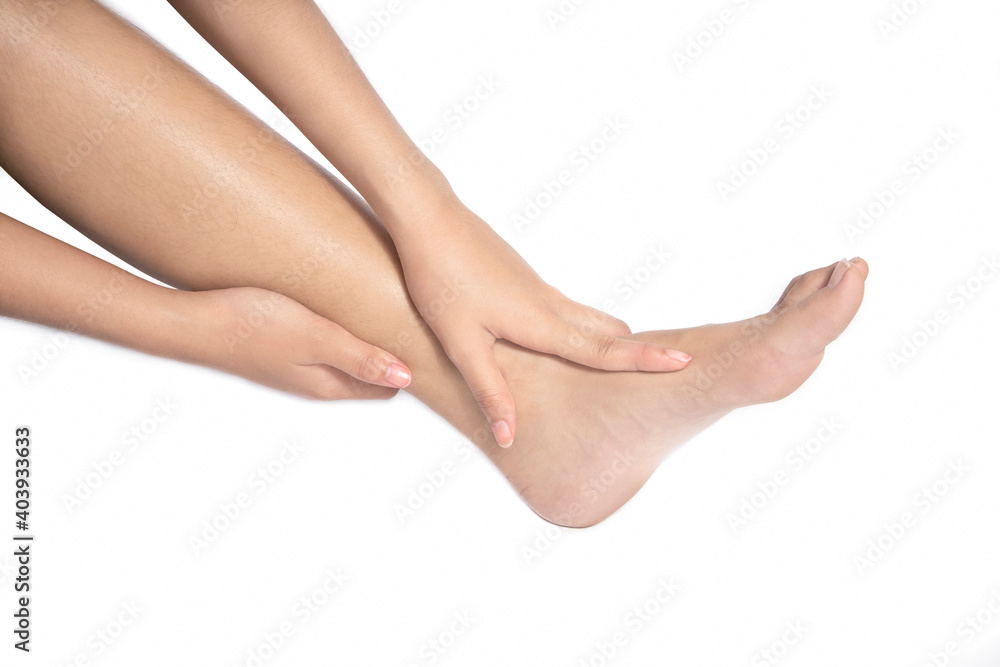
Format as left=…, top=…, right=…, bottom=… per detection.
left=166, top=0, right=455, bottom=234
left=0, top=211, right=205, bottom=363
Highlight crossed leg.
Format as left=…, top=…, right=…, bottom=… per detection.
left=0, top=0, right=866, bottom=527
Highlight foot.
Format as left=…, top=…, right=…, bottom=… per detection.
left=490, top=258, right=868, bottom=527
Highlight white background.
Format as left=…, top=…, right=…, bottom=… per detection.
left=2, top=0, right=999, bottom=665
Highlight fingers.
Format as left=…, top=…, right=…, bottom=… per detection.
left=303, top=319, right=412, bottom=389
left=511, top=312, right=692, bottom=372
left=560, top=330, right=692, bottom=371
left=544, top=293, right=690, bottom=371
left=448, top=337, right=516, bottom=449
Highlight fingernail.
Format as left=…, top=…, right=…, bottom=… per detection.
left=492, top=420, right=513, bottom=448
left=828, top=258, right=851, bottom=288
left=385, top=362, right=411, bottom=388
left=666, top=349, right=692, bottom=363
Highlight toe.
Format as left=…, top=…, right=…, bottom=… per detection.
left=848, top=256, right=870, bottom=281
left=776, top=260, right=842, bottom=308
left=770, top=259, right=866, bottom=357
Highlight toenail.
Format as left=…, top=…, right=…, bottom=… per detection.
left=828, top=258, right=850, bottom=288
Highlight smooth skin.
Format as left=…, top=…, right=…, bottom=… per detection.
left=0, top=211, right=406, bottom=399
left=165, top=0, right=694, bottom=449
left=0, top=0, right=867, bottom=526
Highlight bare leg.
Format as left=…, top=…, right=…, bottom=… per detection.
left=0, top=0, right=866, bottom=526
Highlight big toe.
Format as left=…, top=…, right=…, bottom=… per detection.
left=770, top=258, right=867, bottom=357
left=847, top=256, right=870, bottom=281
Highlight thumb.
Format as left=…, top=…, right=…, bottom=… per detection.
left=305, top=320, right=412, bottom=389
left=450, top=342, right=517, bottom=448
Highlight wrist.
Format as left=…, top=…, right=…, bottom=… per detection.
left=153, top=287, right=225, bottom=368
left=70, top=279, right=206, bottom=364
left=364, top=159, right=461, bottom=236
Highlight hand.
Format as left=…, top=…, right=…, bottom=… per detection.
left=392, top=197, right=692, bottom=448
left=160, top=0, right=688, bottom=441
left=190, top=286, right=411, bottom=400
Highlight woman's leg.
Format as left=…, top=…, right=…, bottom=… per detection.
left=0, top=0, right=866, bottom=526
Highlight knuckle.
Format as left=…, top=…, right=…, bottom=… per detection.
left=606, top=317, right=632, bottom=336
left=471, top=388, right=508, bottom=416
left=351, top=349, right=385, bottom=382
left=590, top=334, right=620, bottom=362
